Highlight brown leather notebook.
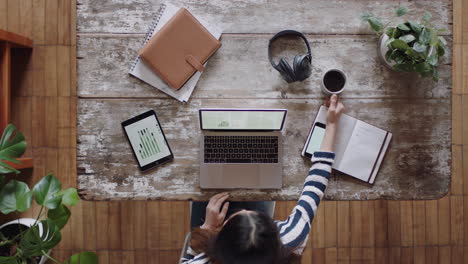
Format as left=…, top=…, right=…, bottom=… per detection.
left=138, top=8, right=221, bottom=90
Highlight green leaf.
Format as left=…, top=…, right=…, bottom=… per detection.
left=385, top=50, right=394, bottom=62
left=413, top=42, right=427, bottom=53
left=32, top=174, right=62, bottom=209
left=397, top=23, right=410, bottom=31
left=405, top=48, right=422, bottom=60
left=393, top=63, right=414, bottom=72
left=435, top=36, right=447, bottom=57
left=385, top=27, right=395, bottom=38
left=422, top=12, right=432, bottom=22
left=399, top=34, right=416, bottom=43
left=65, top=252, right=99, bottom=264
left=429, top=29, right=439, bottom=46
left=386, top=27, right=402, bottom=38
left=0, top=256, right=22, bottom=264
left=368, top=17, right=384, bottom=33
left=0, top=124, right=26, bottom=157
left=414, top=62, right=432, bottom=73
left=419, top=27, right=431, bottom=44
left=395, top=6, right=408, bottom=17
left=432, top=67, right=439, bottom=81
left=0, top=160, right=18, bottom=175
left=438, top=36, right=447, bottom=46
left=47, top=204, right=71, bottom=229
left=360, top=12, right=374, bottom=21
left=389, top=50, right=407, bottom=64
left=19, top=220, right=62, bottom=258
left=437, top=42, right=446, bottom=57
left=391, top=39, right=410, bottom=50
left=0, top=180, right=32, bottom=214
left=408, top=21, right=422, bottom=33
left=394, top=55, right=406, bottom=64
left=385, top=37, right=395, bottom=48
left=61, top=188, right=79, bottom=206
left=426, top=52, right=438, bottom=66
left=0, top=124, right=26, bottom=174
left=0, top=175, right=5, bottom=190
left=420, top=69, right=433, bottom=78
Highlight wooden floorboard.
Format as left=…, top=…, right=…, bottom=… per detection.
left=0, top=0, right=467, bottom=263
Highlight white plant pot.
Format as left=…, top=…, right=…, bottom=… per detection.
left=378, top=34, right=435, bottom=71
left=378, top=34, right=396, bottom=70
left=0, top=218, right=49, bottom=264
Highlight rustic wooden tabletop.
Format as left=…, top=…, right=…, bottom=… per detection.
left=77, top=0, right=452, bottom=200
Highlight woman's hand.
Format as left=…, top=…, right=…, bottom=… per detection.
left=320, top=95, right=345, bottom=152
left=200, top=192, right=230, bottom=231
left=326, top=94, right=345, bottom=125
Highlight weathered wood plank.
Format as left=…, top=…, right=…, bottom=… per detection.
left=311, top=201, right=325, bottom=248
left=374, top=200, right=388, bottom=247
left=325, top=247, right=338, bottom=264
left=77, top=98, right=450, bottom=200
left=375, top=248, right=388, bottom=264
left=77, top=0, right=452, bottom=35
left=400, top=201, right=414, bottom=247
left=413, top=201, right=426, bottom=246
left=437, top=195, right=451, bottom=245
left=337, top=201, right=350, bottom=247
left=337, top=248, right=350, bottom=264
left=77, top=34, right=452, bottom=99
left=450, top=196, right=464, bottom=245
left=324, top=201, right=337, bottom=247
left=350, top=201, right=362, bottom=247
left=425, top=200, right=438, bottom=245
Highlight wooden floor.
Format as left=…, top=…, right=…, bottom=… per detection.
left=0, top=0, right=467, bottom=263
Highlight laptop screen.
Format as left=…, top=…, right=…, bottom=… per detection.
left=199, top=109, right=287, bottom=131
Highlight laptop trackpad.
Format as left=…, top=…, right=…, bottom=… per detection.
left=222, top=164, right=260, bottom=188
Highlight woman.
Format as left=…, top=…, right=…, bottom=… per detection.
left=182, top=95, right=345, bottom=264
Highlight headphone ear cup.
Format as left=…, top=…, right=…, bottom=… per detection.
left=293, top=54, right=312, bottom=81
left=278, top=58, right=296, bottom=83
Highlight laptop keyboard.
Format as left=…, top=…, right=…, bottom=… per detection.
left=204, top=135, right=279, bottom=164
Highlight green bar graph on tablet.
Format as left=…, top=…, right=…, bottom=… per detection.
left=124, top=115, right=171, bottom=167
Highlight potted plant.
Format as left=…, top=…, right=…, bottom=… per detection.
left=0, top=124, right=98, bottom=264
left=361, top=6, right=447, bottom=81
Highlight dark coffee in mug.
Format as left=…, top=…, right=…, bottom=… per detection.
left=323, top=70, right=346, bottom=92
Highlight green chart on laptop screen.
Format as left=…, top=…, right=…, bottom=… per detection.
left=201, top=110, right=285, bottom=130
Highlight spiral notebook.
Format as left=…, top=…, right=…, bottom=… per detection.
left=129, top=3, right=222, bottom=102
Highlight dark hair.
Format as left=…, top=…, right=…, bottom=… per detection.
left=209, top=211, right=301, bottom=264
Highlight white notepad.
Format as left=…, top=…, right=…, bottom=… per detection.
left=129, top=3, right=222, bottom=102
left=303, top=106, right=392, bottom=184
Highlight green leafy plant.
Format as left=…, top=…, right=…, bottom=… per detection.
left=361, top=6, right=447, bottom=81
left=0, top=124, right=27, bottom=175
left=0, top=124, right=98, bottom=264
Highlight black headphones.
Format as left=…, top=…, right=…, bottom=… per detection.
left=268, top=30, right=312, bottom=83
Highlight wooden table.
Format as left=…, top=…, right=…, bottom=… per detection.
left=77, top=0, right=452, bottom=200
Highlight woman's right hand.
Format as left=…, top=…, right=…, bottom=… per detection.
left=326, top=94, right=345, bottom=125
left=320, top=94, right=345, bottom=152
left=200, top=192, right=230, bottom=231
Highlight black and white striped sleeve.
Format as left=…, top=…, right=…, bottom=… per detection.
left=276, top=151, right=335, bottom=254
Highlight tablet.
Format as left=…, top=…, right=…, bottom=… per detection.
left=122, top=110, right=173, bottom=171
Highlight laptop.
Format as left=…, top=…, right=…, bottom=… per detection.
left=199, top=108, right=287, bottom=189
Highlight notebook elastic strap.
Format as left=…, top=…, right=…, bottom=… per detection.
left=186, top=55, right=205, bottom=72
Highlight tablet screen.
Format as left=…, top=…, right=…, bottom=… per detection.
left=123, top=113, right=172, bottom=168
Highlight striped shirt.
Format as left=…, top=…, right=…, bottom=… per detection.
left=181, top=151, right=335, bottom=263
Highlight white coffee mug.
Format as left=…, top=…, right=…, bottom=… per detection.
left=321, top=69, right=346, bottom=95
